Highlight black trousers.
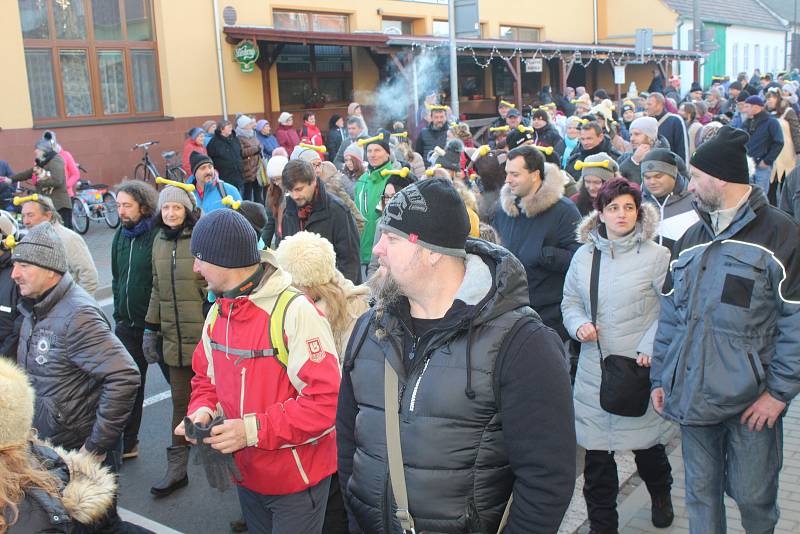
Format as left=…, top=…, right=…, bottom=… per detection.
left=583, top=444, right=673, bottom=533
left=116, top=323, right=169, bottom=452
left=58, top=207, right=72, bottom=230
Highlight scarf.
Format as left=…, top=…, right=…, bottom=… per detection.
left=236, top=126, right=255, bottom=138
left=561, top=136, right=579, bottom=168
left=35, top=149, right=57, bottom=168
left=121, top=215, right=155, bottom=239
left=297, top=186, right=320, bottom=230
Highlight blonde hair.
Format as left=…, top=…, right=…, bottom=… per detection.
left=0, top=441, right=61, bottom=532
left=303, top=271, right=355, bottom=354
left=452, top=180, right=479, bottom=212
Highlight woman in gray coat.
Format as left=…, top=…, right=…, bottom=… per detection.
left=561, top=178, right=675, bottom=534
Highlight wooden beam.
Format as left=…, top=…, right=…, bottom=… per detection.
left=260, top=56, right=273, bottom=118
left=514, top=55, right=523, bottom=109
left=389, top=52, right=412, bottom=82
left=561, top=58, right=569, bottom=94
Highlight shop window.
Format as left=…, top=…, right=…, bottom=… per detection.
left=500, top=25, right=541, bottom=42
left=457, top=56, right=486, bottom=98
left=18, top=0, right=161, bottom=123
left=277, top=44, right=352, bottom=107
left=382, top=18, right=413, bottom=35
left=273, top=10, right=349, bottom=33
left=433, top=20, right=449, bottom=37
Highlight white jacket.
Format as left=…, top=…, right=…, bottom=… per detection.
left=53, top=223, right=98, bottom=296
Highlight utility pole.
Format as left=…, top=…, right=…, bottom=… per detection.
left=692, top=0, right=701, bottom=83
left=448, top=0, right=460, bottom=118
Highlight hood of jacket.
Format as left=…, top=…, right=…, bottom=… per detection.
left=575, top=201, right=660, bottom=253
left=499, top=162, right=565, bottom=218
left=19, top=273, right=74, bottom=319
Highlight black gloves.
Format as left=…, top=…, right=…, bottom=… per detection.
left=184, top=415, right=243, bottom=492
left=142, top=330, right=160, bottom=364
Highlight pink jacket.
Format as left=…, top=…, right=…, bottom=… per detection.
left=60, top=149, right=80, bottom=196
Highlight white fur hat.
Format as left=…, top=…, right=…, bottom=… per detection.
left=275, top=231, right=336, bottom=288
left=266, top=155, right=289, bottom=179
left=278, top=112, right=293, bottom=125
left=0, top=358, right=35, bottom=448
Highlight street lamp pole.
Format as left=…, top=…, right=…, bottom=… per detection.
left=448, top=0, right=460, bottom=118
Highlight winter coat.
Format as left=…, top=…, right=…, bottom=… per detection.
left=334, top=133, right=369, bottom=170
left=642, top=174, right=699, bottom=250
left=326, top=126, right=347, bottom=162
left=779, top=164, right=800, bottom=222
left=275, top=124, right=300, bottom=155
left=783, top=107, right=800, bottom=154
left=687, top=121, right=703, bottom=157
left=562, top=204, right=676, bottom=451
left=300, top=121, right=324, bottom=147
left=415, top=123, right=448, bottom=164
left=52, top=223, right=98, bottom=296
left=654, top=111, right=689, bottom=163
left=8, top=443, right=116, bottom=534
left=772, top=110, right=797, bottom=183
left=556, top=136, right=580, bottom=169
left=354, top=161, right=392, bottom=264
left=11, top=154, right=70, bottom=212
left=256, top=132, right=280, bottom=159
left=207, top=131, right=244, bottom=189
left=492, top=163, right=582, bottom=337
left=533, top=124, right=563, bottom=151
left=239, top=135, right=262, bottom=184
left=745, top=109, right=784, bottom=166
left=17, top=274, right=140, bottom=454
left=188, top=255, right=340, bottom=495
left=186, top=175, right=241, bottom=214
left=617, top=135, right=672, bottom=185
left=112, top=219, right=160, bottom=329
left=652, top=187, right=800, bottom=425
left=181, top=138, right=207, bottom=176
left=145, top=226, right=208, bottom=368
left=565, top=137, right=622, bottom=180
left=278, top=179, right=363, bottom=285
left=0, top=252, right=21, bottom=359
left=59, top=149, right=80, bottom=198
left=338, top=240, right=576, bottom=533
left=316, top=277, right=370, bottom=359
left=319, top=165, right=366, bottom=233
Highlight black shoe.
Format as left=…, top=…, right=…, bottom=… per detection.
left=651, top=493, right=675, bottom=528
left=230, top=518, right=248, bottom=532
left=150, top=446, right=190, bottom=498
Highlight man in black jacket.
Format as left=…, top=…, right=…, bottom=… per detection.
left=12, top=224, right=140, bottom=470
left=337, top=178, right=576, bottom=533
left=415, top=107, right=449, bottom=164
left=0, top=210, right=20, bottom=360
left=279, top=158, right=362, bottom=284
left=744, top=95, right=784, bottom=195
left=565, top=121, right=622, bottom=180
left=646, top=92, right=689, bottom=163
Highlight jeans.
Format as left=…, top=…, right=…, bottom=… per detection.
left=237, top=476, right=330, bottom=534
left=681, top=416, right=783, bottom=534
left=752, top=165, right=772, bottom=195
left=583, top=445, right=673, bottom=532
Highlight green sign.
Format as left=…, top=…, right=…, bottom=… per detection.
left=234, top=40, right=259, bottom=73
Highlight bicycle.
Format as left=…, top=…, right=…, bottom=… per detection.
left=70, top=164, right=119, bottom=235
left=132, top=140, right=187, bottom=188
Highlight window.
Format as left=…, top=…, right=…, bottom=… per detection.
left=754, top=44, right=761, bottom=70
left=273, top=10, right=349, bottom=33
left=457, top=56, right=485, bottom=98
left=774, top=46, right=780, bottom=73
left=432, top=20, right=449, bottom=37
left=276, top=44, right=352, bottom=107
left=764, top=46, right=770, bottom=72
left=18, top=0, right=161, bottom=122
left=744, top=44, right=750, bottom=72
left=499, top=25, right=541, bottom=42
left=732, top=43, right=739, bottom=74
left=382, top=18, right=413, bottom=35
left=492, top=59, right=541, bottom=100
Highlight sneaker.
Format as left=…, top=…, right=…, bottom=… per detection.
left=651, top=493, right=674, bottom=528
left=230, top=518, right=247, bottom=532
left=122, top=444, right=139, bottom=460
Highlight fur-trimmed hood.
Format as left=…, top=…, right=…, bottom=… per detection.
left=499, top=162, right=565, bottom=218
left=575, top=201, right=660, bottom=252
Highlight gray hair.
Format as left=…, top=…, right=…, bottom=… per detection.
left=116, top=180, right=159, bottom=218
left=346, top=115, right=366, bottom=131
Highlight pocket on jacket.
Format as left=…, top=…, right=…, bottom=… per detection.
left=702, top=337, right=762, bottom=406
left=669, top=254, right=696, bottom=309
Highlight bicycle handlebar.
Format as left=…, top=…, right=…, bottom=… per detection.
left=132, top=140, right=159, bottom=150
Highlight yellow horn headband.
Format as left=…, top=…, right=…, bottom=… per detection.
left=517, top=125, right=535, bottom=133
left=426, top=104, right=449, bottom=111
left=424, top=164, right=442, bottom=176
left=489, top=125, right=510, bottom=133
left=577, top=118, right=590, bottom=125
left=222, top=196, right=241, bottom=210
left=390, top=132, right=408, bottom=138
left=357, top=133, right=385, bottom=147
left=574, top=160, right=611, bottom=171
left=299, top=143, right=326, bottom=153
left=381, top=168, right=410, bottom=178
left=13, top=194, right=39, bottom=206
left=499, top=100, right=516, bottom=108
left=155, top=177, right=196, bottom=192
left=2, top=235, right=16, bottom=250
left=477, top=145, right=491, bottom=157
left=534, top=145, right=554, bottom=155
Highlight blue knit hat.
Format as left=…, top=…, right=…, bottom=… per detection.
left=191, top=210, right=260, bottom=268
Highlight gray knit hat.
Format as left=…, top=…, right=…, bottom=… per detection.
left=191, top=209, right=260, bottom=268
left=580, top=152, right=618, bottom=182
left=158, top=185, right=197, bottom=212
left=290, top=145, right=322, bottom=163
left=12, top=223, right=68, bottom=274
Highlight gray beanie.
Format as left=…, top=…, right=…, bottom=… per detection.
left=290, top=145, right=322, bottom=164
left=629, top=116, right=659, bottom=142
left=191, top=209, right=260, bottom=268
left=580, top=152, right=619, bottom=181
left=12, top=223, right=68, bottom=274
left=158, top=185, right=197, bottom=212
left=34, top=139, right=52, bottom=152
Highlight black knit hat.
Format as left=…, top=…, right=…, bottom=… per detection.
left=238, top=201, right=268, bottom=235
left=506, top=128, right=534, bottom=148
left=191, top=209, right=260, bottom=267
left=440, top=139, right=464, bottom=171
left=690, top=125, right=750, bottom=184
left=378, top=178, right=469, bottom=257
left=641, top=148, right=679, bottom=179
left=190, top=151, right=214, bottom=176
left=366, top=130, right=391, bottom=154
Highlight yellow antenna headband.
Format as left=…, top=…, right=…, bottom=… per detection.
left=424, top=164, right=442, bottom=176
left=517, top=125, right=534, bottom=133
left=222, top=196, right=241, bottom=210
left=489, top=126, right=511, bottom=133
left=299, top=143, right=326, bottom=153
left=499, top=100, right=516, bottom=108
left=155, top=177, right=196, bottom=192
left=574, top=160, right=610, bottom=170
left=13, top=194, right=39, bottom=206
left=390, top=132, right=409, bottom=138
left=357, top=133, right=385, bottom=147
left=426, top=104, right=449, bottom=111
left=534, top=145, right=554, bottom=155
left=2, top=235, right=16, bottom=250
left=380, top=168, right=410, bottom=178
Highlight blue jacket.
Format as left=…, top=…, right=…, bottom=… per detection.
left=652, top=187, right=800, bottom=425
left=654, top=112, right=689, bottom=163
left=256, top=132, right=279, bottom=159
left=492, top=163, right=581, bottom=338
left=186, top=175, right=242, bottom=213
left=745, top=110, right=784, bottom=166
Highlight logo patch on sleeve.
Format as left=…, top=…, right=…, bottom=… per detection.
left=306, top=338, right=326, bottom=363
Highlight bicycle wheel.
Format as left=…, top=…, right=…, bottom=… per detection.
left=168, top=166, right=187, bottom=183
left=103, top=193, right=120, bottom=228
left=133, top=163, right=149, bottom=183
left=147, top=165, right=162, bottom=190
left=71, top=198, right=89, bottom=235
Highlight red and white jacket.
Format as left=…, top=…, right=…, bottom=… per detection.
left=187, top=263, right=340, bottom=495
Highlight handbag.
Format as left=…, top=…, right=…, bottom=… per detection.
left=589, top=248, right=651, bottom=418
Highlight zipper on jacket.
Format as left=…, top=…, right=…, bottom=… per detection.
left=170, top=242, right=184, bottom=366
left=240, top=367, right=247, bottom=415
left=747, top=352, right=762, bottom=386
left=124, top=237, right=135, bottom=323
left=291, top=447, right=310, bottom=485
left=409, top=357, right=431, bottom=412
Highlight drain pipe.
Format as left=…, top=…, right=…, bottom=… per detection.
left=593, top=0, right=598, bottom=44
left=212, top=0, right=228, bottom=120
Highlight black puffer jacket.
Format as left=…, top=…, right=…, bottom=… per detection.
left=17, top=274, right=140, bottom=454
left=207, top=131, right=244, bottom=189
left=415, top=123, right=448, bottom=164
left=0, top=251, right=21, bottom=359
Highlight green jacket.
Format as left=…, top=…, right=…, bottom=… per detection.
left=354, top=161, right=392, bottom=264
left=145, top=227, right=207, bottom=368
left=111, top=222, right=160, bottom=329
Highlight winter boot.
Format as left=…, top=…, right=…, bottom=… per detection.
left=651, top=492, right=674, bottom=528
left=150, top=445, right=189, bottom=497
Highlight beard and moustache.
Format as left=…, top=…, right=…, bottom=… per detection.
left=366, top=266, right=403, bottom=339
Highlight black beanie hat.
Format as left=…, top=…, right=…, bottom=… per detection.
left=238, top=201, right=268, bottom=235
left=366, top=130, right=391, bottom=154
left=506, top=128, right=534, bottom=148
left=641, top=148, right=679, bottom=179
left=378, top=178, right=470, bottom=258
left=690, top=125, right=750, bottom=184
left=191, top=209, right=260, bottom=268
left=440, top=139, right=464, bottom=171
left=190, top=151, right=214, bottom=176
left=385, top=172, right=415, bottom=193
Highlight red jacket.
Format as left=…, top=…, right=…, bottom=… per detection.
left=300, top=121, right=323, bottom=147
left=276, top=125, right=300, bottom=155
left=181, top=138, right=207, bottom=176
left=187, top=259, right=340, bottom=495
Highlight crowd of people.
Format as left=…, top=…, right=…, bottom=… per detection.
left=1, top=66, right=800, bottom=534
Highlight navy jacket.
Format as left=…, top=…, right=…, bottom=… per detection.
left=745, top=110, right=784, bottom=166
left=654, top=111, right=688, bottom=163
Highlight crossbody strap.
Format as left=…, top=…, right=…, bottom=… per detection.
left=589, top=248, right=604, bottom=361
left=384, top=359, right=416, bottom=533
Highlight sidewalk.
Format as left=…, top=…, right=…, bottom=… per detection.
left=566, top=402, right=800, bottom=533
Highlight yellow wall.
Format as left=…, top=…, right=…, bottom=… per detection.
left=2, top=1, right=34, bottom=129
left=598, top=0, right=677, bottom=47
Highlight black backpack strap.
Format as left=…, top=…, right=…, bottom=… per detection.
left=342, top=309, right=375, bottom=372
left=589, top=248, right=604, bottom=360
